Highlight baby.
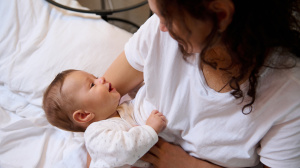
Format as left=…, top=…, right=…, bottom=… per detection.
left=43, top=69, right=167, bottom=168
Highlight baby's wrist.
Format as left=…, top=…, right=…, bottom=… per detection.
left=146, top=124, right=159, bottom=133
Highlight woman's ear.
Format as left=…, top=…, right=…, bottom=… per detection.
left=208, top=0, right=235, bottom=32
left=72, top=110, right=95, bottom=124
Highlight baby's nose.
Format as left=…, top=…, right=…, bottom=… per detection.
left=97, top=77, right=106, bottom=84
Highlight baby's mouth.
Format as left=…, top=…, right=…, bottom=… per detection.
left=109, top=83, right=112, bottom=92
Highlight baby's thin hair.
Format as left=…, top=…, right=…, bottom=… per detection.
left=43, top=69, right=85, bottom=132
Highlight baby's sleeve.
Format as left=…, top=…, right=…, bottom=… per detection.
left=84, top=120, right=158, bottom=168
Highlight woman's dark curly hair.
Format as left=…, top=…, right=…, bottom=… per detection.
left=156, top=0, right=300, bottom=114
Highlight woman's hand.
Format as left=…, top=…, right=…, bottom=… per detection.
left=141, top=138, right=223, bottom=168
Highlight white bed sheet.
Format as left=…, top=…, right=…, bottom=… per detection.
left=0, top=0, right=132, bottom=167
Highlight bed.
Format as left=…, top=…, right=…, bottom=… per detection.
left=0, top=0, right=132, bottom=167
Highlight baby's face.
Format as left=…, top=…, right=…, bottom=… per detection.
left=62, top=71, right=120, bottom=120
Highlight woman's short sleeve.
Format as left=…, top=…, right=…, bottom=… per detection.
left=124, top=14, right=161, bottom=72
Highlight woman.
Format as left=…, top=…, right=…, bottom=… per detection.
left=98, top=0, right=300, bottom=167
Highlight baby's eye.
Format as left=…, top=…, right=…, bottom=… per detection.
left=90, top=83, right=95, bottom=88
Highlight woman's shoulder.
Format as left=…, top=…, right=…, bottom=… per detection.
left=132, top=14, right=160, bottom=37
left=124, top=14, right=179, bottom=71
left=128, top=14, right=172, bottom=44
left=256, top=51, right=300, bottom=121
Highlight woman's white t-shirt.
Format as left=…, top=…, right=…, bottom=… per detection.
left=125, top=14, right=300, bottom=168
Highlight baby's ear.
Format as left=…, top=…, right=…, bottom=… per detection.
left=72, top=110, right=94, bottom=124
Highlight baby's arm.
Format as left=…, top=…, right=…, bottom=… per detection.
left=146, top=110, right=167, bottom=133
left=85, top=116, right=166, bottom=168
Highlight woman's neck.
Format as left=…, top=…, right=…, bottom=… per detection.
left=201, top=46, right=249, bottom=93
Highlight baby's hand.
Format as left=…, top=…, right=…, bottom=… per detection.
left=146, top=110, right=167, bottom=133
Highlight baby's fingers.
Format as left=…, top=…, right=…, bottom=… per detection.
left=154, top=111, right=167, bottom=122
left=161, top=115, right=167, bottom=123
left=151, top=110, right=159, bottom=115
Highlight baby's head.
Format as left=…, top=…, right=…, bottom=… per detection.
left=43, top=69, right=120, bottom=132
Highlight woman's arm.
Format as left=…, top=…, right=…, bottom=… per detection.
left=142, top=139, right=272, bottom=168
left=104, top=51, right=144, bottom=97
left=142, top=138, right=223, bottom=168
left=88, top=140, right=271, bottom=168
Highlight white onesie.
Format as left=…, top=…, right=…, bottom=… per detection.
left=84, top=102, right=158, bottom=168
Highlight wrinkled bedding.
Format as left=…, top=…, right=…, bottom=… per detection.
left=0, top=0, right=132, bottom=167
